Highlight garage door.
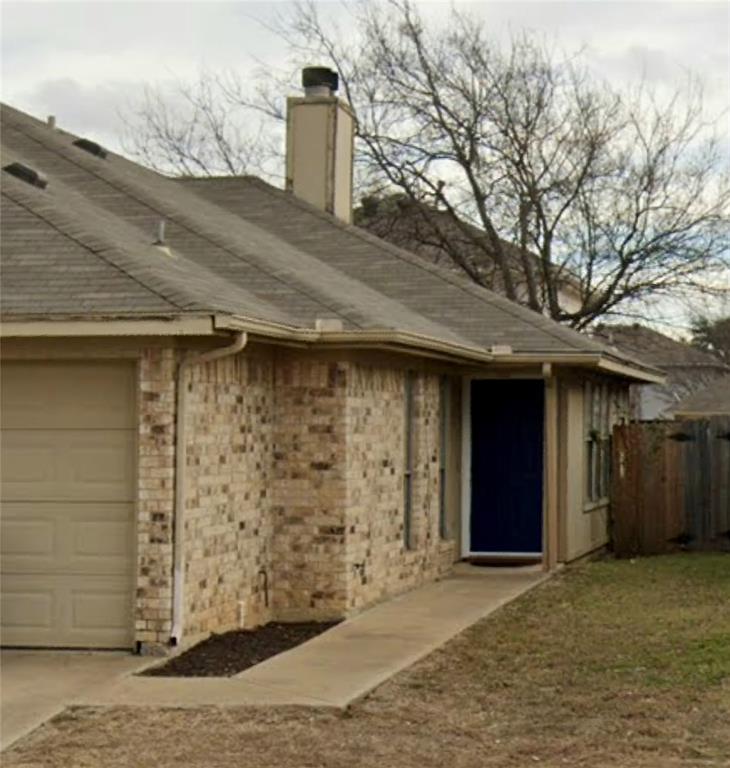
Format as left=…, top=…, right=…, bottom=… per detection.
left=1, top=361, right=136, bottom=648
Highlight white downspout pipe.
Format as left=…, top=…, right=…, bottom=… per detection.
left=170, top=331, right=248, bottom=646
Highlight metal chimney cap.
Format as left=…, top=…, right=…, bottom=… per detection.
left=302, top=66, right=339, bottom=94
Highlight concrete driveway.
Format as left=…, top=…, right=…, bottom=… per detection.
left=1, top=650, right=149, bottom=750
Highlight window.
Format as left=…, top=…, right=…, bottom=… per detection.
left=403, top=371, right=415, bottom=548
left=438, top=376, right=449, bottom=539
left=584, top=381, right=611, bottom=505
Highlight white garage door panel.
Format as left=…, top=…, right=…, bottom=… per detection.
left=1, top=576, right=134, bottom=648
left=73, top=590, right=131, bottom=631
left=75, top=518, right=133, bottom=559
left=1, top=360, right=136, bottom=649
left=1, top=588, right=54, bottom=629
left=1, top=431, right=134, bottom=502
left=1, top=361, right=135, bottom=429
left=0, top=517, right=55, bottom=557
left=2, top=502, right=134, bottom=575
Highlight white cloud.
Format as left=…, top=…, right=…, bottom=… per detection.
left=2, top=1, right=728, bottom=137
left=1, top=0, right=726, bottom=328
left=10, top=78, right=145, bottom=148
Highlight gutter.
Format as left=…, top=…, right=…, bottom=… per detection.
left=1, top=313, right=661, bottom=382
left=0, top=317, right=217, bottom=337
left=487, top=351, right=665, bottom=384
left=215, top=316, right=662, bottom=382
left=214, top=315, right=496, bottom=365
left=170, top=331, right=248, bottom=646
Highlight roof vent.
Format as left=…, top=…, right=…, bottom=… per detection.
left=72, top=138, right=108, bottom=159
left=153, top=219, right=166, bottom=246
left=3, top=162, right=48, bottom=189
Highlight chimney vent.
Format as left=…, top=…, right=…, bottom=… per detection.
left=47, top=115, right=56, bottom=129
left=302, top=66, right=339, bottom=97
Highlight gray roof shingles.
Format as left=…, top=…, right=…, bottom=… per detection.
left=0, top=103, right=653, bottom=371
left=181, top=175, right=612, bottom=356
left=673, top=376, right=730, bottom=415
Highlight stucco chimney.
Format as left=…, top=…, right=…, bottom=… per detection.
left=286, top=66, right=354, bottom=224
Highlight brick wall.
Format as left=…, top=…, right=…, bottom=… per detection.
left=135, top=348, right=177, bottom=647
left=271, top=357, right=349, bottom=620
left=134, top=347, right=456, bottom=650
left=182, top=351, right=275, bottom=641
left=345, top=363, right=455, bottom=612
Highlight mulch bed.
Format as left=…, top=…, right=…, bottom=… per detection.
left=142, top=621, right=340, bottom=677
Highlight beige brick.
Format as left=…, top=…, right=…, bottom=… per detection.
left=132, top=346, right=455, bottom=651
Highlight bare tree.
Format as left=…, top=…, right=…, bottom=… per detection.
left=122, top=0, right=730, bottom=328
left=121, top=70, right=283, bottom=180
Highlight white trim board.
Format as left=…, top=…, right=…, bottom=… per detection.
left=460, top=376, right=472, bottom=558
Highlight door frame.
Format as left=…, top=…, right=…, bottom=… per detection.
left=461, top=372, right=556, bottom=565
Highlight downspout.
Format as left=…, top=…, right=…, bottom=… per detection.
left=170, top=331, right=248, bottom=646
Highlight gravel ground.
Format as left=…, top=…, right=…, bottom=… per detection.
left=5, top=554, right=730, bottom=768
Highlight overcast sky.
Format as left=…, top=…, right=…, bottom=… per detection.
left=2, top=0, right=728, bottom=152
left=2, top=1, right=728, bottom=327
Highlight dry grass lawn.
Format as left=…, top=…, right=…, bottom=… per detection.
left=5, top=554, right=730, bottom=768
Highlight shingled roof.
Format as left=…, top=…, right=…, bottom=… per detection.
left=672, top=375, right=730, bottom=417
left=353, top=194, right=580, bottom=298
left=0, top=103, right=660, bottom=380
left=593, top=324, right=729, bottom=371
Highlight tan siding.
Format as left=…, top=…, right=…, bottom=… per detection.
left=560, top=376, right=630, bottom=562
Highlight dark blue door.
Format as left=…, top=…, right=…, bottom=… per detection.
left=470, top=379, right=544, bottom=554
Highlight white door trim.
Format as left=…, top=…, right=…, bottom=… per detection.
left=460, top=376, right=471, bottom=558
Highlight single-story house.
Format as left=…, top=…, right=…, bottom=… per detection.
left=0, top=69, right=662, bottom=653
left=593, top=324, right=729, bottom=420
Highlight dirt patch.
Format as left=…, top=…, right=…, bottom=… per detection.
left=143, top=621, right=340, bottom=677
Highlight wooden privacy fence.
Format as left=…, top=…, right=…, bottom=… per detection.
left=611, top=417, right=730, bottom=556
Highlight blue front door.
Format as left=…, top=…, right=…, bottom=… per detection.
left=470, top=379, right=544, bottom=554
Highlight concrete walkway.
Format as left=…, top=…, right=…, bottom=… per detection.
left=81, top=565, right=547, bottom=709
left=2, top=566, right=546, bottom=749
